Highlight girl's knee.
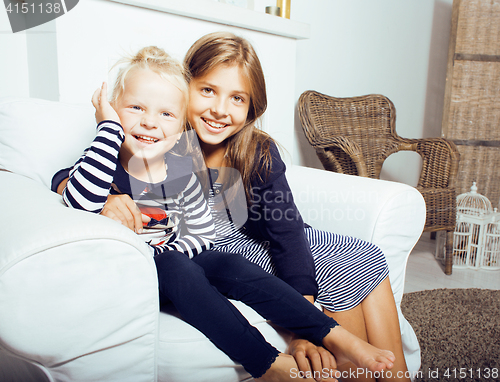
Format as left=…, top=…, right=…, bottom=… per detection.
left=154, top=251, right=201, bottom=275
left=195, top=251, right=245, bottom=270
left=195, top=251, right=266, bottom=280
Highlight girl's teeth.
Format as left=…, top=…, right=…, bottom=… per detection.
left=135, top=135, right=159, bottom=143
left=204, top=118, right=226, bottom=129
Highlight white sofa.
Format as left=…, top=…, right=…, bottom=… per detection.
left=0, top=97, right=425, bottom=382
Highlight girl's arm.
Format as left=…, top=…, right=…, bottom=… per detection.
left=150, top=173, right=216, bottom=258
left=63, top=83, right=124, bottom=213
left=52, top=173, right=147, bottom=233
left=248, top=142, right=318, bottom=298
left=62, top=121, right=124, bottom=213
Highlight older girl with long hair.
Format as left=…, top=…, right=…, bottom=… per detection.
left=181, top=32, right=410, bottom=382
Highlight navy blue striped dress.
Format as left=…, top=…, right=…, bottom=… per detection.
left=209, top=141, right=389, bottom=312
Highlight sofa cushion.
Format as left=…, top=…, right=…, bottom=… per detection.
left=0, top=97, right=95, bottom=188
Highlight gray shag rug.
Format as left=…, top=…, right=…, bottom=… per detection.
left=401, top=288, right=500, bottom=382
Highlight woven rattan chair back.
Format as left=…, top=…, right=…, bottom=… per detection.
left=298, top=92, right=399, bottom=178
left=298, top=90, right=460, bottom=275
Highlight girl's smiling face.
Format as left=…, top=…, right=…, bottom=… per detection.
left=114, top=68, right=186, bottom=167
left=187, top=64, right=251, bottom=149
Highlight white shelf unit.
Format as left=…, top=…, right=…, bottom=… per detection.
left=108, top=0, right=310, bottom=39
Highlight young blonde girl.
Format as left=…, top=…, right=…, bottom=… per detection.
left=182, top=32, right=411, bottom=382
left=53, top=46, right=397, bottom=382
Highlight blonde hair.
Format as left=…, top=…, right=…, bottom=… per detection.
left=184, top=32, right=274, bottom=202
left=111, top=46, right=189, bottom=119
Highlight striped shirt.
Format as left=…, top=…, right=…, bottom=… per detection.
left=62, top=120, right=215, bottom=258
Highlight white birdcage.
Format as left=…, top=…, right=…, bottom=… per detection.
left=439, top=183, right=500, bottom=270
left=481, top=214, right=500, bottom=269
left=456, top=182, right=493, bottom=216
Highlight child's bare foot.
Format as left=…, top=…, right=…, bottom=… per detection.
left=323, top=326, right=396, bottom=373
left=256, top=353, right=326, bottom=382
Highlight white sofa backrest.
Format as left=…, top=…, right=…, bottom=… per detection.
left=0, top=97, right=95, bottom=189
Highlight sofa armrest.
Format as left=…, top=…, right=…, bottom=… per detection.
left=0, top=171, right=159, bottom=382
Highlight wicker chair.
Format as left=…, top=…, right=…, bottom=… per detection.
left=298, top=91, right=460, bottom=275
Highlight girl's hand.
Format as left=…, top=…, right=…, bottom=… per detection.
left=288, top=339, right=338, bottom=382
left=92, top=82, right=120, bottom=124
left=100, top=194, right=150, bottom=234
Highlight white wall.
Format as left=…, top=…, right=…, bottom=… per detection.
left=292, top=0, right=453, bottom=186
left=0, top=10, right=29, bottom=97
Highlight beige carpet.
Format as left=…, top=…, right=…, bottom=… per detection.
left=401, top=288, right=500, bottom=382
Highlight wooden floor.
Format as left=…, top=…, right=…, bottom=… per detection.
left=404, top=233, right=500, bottom=293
